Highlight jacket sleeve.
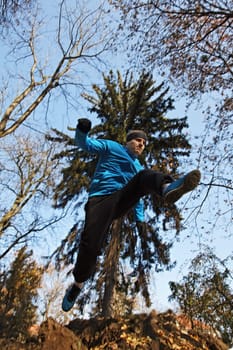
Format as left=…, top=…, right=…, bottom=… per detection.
left=75, top=128, right=107, bottom=154
left=134, top=199, right=145, bottom=222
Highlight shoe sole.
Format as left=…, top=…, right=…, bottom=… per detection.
left=165, top=169, right=201, bottom=203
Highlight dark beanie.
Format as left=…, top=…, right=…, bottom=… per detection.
left=126, top=130, right=147, bottom=142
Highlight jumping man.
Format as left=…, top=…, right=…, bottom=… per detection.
left=62, top=118, right=201, bottom=312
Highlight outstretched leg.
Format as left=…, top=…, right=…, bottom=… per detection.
left=114, top=169, right=201, bottom=218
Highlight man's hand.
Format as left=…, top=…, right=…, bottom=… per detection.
left=77, top=118, right=92, bottom=133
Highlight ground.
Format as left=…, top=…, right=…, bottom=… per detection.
left=0, top=310, right=229, bottom=350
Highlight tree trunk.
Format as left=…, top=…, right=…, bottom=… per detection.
left=101, top=219, right=121, bottom=318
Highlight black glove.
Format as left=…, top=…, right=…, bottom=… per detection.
left=76, top=118, right=92, bottom=133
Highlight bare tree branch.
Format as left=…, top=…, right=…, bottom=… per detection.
left=0, top=0, right=112, bottom=137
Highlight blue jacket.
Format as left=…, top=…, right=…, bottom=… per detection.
left=75, top=128, right=145, bottom=222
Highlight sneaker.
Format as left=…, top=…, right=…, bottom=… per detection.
left=163, top=169, right=201, bottom=203
left=62, top=284, right=81, bottom=312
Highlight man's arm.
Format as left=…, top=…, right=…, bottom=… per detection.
left=75, top=118, right=106, bottom=154
left=135, top=200, right=147, bottom=236
left=134, top=199, right=145, bottom=223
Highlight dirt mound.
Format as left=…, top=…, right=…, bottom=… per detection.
left=68, top=310, right=228, bottom=350
left=0, top=310, right=229, bottom=350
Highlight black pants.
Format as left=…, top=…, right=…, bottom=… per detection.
left=73, top=169, right=173, bottom=283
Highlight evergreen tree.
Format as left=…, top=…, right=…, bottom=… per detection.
left=169, top=250, right=233, bottom=346
left=0, top=246, right=43, bottom=339
left=50, top=70, right=191, bottom=316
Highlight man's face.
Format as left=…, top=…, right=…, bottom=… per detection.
left=126, top=137, right=146, bottom=156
